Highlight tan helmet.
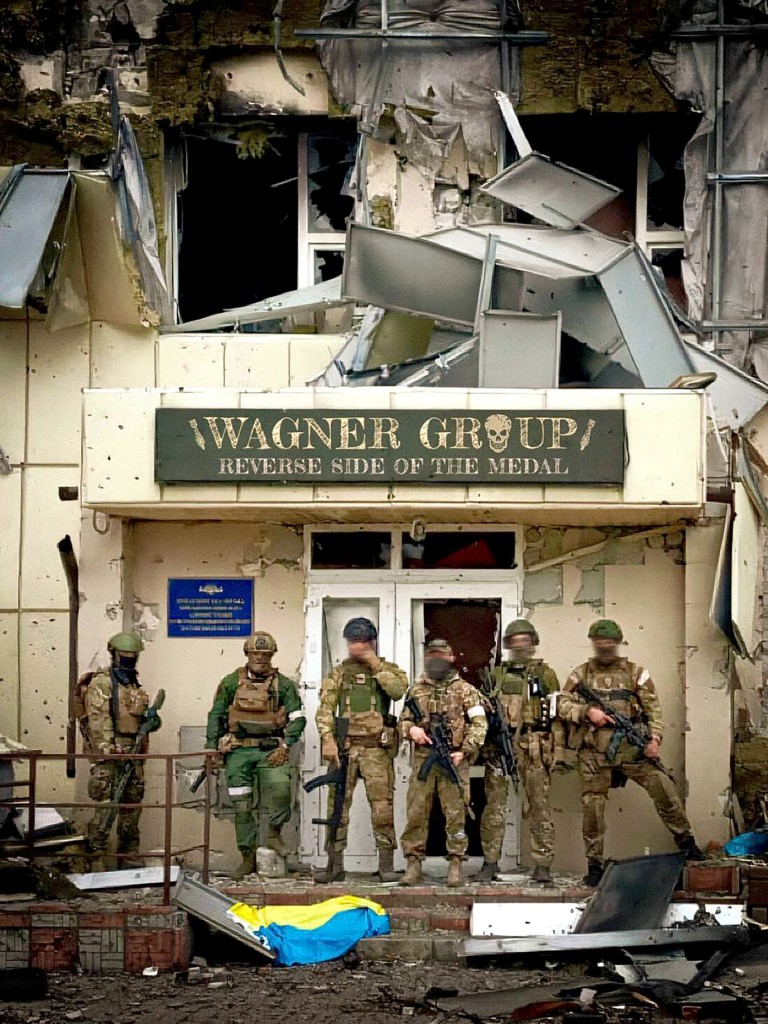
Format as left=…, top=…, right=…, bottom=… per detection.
left=243, top=632, right=278, bottom=654
left=107, top=632, right=144, bottom=654
left=425, top=638, right=453, bottom=656
left=503, top=619, right=539, bottom=647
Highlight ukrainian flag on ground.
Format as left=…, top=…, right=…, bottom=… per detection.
left=226, top=895, right=390, bottom=966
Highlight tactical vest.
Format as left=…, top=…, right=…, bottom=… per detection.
left=493, top=660, right=548, bottom=729
left=115, top=683, right=149, bottom=735
left=582, top=658, right=641, bottom=755
left=228, top=669, right=287, bottom=738
left=337, top=660, right=390, bottom=740
left=415, top=677, right=467, bottom=749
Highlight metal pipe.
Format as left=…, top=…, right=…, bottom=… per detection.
left=293, top=28, right=549, bottom=42
left=163, top=757, right=174, bottom=905
left=672, top=24, right=768, bottom=38
left=707, top=172, right=768, bottom=183
left=57, top=536, right=79, bottom=779
left=710, top=1, right=725, bottom=335
left=202, top=755, right=212, bottom=886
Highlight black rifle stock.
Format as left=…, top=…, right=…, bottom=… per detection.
left=92, top=688, right=165, bottom=848
left=405, top=696, right=475, bottom=820
left=479, top=670, right=519, bottom=790
left=303, top=717, right=350, bottom=875
left=575, top=681, right=672, bottom=777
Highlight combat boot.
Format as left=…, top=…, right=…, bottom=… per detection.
left=531, top=864, right=553, bottom=884
left=475, top=860, right=498, bottom=882
left=231, top=851, right=256, bottom=880
left=446, top=856, right=463, bottom=888
left=584, top=860, right=604, bottom=887
left=399, top=856, right=423, bottom=887
left=267, top=824, right=289, bottom=858
left=677, top=835, right=705, bottom=861
left=314, top=854, right=345, bottom=884
left=376, top=849, right=401, bottom=882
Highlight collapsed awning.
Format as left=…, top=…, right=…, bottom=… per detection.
left=0, top=167, right=70, bottom=310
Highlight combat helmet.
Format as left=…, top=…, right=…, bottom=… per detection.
left=502, top=618, right=539, bottom=647
left=243, top=631, right=278, bottom=654
left=107, top=632, right=144, bottom=654
left=588, top=619, right=623, bottom=642
left=342, top=617, right=378, bottom=642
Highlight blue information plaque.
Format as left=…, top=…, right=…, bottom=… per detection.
left=168, top=578, right=253, bottom=638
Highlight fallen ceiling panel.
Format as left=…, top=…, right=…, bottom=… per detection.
left=464, top=925, right=749, bottom=958
left=0, top=168, right=70, bottom=309
left=172, top=870, right=275, bottom=960
left=685, top=340, right=768, bottom=429
left=600, top=247, right=694, bottom=387
left=574, top=853, right=684, bottom=934
left=481, top=153, right=622, bottom=229
left=162, top=276, right=350, bottom=334
left=341, top=222, right=523, bottom=325
left=427, top=223, right=628, bottom=278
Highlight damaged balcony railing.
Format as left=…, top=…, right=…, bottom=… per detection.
left=0, top=750, right=219, bottom=904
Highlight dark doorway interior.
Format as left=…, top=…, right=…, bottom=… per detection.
left=422, top=599, right=500, bottom=856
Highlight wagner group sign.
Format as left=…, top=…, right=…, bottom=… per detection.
left=155, top=408, right=625, bottom=485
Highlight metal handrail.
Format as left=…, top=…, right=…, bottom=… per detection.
left=0, top=750, right=218, bottom=904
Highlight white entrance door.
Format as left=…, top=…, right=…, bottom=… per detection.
left=301, top=579, right=522, bottom=873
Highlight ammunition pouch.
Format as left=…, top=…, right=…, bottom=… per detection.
left=116, top=684, right=149, bottom=736
left=346, top=710, right=385, bottom=741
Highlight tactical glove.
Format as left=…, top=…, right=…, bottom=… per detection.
left=267, top=743, right=289, bottom=767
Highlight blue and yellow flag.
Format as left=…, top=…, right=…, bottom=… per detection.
left=227, top=895, right=390, bottom=966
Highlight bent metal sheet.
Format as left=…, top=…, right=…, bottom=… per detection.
left=155, top=408, right=625, bottom=485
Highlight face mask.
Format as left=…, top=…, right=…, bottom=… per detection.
left=593, top=645, right=619, bottom=663
left=425, top=657, right=453, bottom=681
left=111, top=652, right=138, bottom=686
left=507, top=645, right=535, bottom=662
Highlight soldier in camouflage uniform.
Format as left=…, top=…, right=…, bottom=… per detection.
left=399, top=639, right=488, bottom=888
left=560, top=619, right=704, bottom=887
left=478, top=620, right=562, bottom=884
left=81, top=632, right=151, bottom=867
left=206, top=632, right=306, bottom=880
left=315, top=617, right=408, bottom=883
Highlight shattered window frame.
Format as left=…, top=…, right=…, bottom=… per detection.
left=297, top=131, right=356, bottom=289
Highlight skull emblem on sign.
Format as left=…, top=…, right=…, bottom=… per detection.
left=484, top=413, right=513, bottom=454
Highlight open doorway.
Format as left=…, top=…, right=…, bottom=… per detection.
left=422, top=599, right=500, bottom=857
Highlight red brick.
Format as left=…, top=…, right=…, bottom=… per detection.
left=430, top=910, right=470, bottom=932
left=30, top=928, right=78, bottom=972
left=124, top=930, right=176, bottom=973
left=388, top=908, right=430, bottom=932
left=28, top=902, right=71, bottom=913
left=685, top=864, right=739, bottom=895
left=133, top=905, right=177, bottom=915
left=79, top=913, right=125, bottom=928
left=0, top=913, right=30, bottom=927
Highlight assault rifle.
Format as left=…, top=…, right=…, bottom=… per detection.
left=92, top=689, right=165, bottom=847
left=404, top=697, right=475, bottom=820
left=303, top=717, right=350, bottom=879
left=479, top=669, right=519, bottom=791
left=574, top=681, right=672, bottom=777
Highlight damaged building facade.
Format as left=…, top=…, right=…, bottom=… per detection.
left=1, top=0, right=768, bottom=875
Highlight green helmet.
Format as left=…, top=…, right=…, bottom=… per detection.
left=107, top=632, right=144, bottom=654
left=588, top=619, right=623, bottom=642
left=244, top=632, right=277, bottom=654
left=503, top=619, right=539, bottom=646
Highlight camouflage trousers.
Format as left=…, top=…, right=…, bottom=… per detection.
left=226, top=746, right=292, bottom=853
left=480, top=733, right=555, bottom=866
left=400, top=752, right=470, bottom=860
left=326, top=745, right=395, bottom=852
left=87, top=756, right=144, bottom=854
left=578, top=750, right=692, bottom=862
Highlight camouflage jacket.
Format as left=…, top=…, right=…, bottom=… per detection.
left=206, top=668, right=305, bottom=749
left=559, top=657, right=664, bottom=741
left=316, top=658, right=408, bottom=738
left=84, top=671, right=150, bottom=755
left=400, top=673, right=488, bottom=756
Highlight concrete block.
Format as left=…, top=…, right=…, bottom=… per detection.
left=0, top=928, right=30, bottom=970
left=389, top=908, right=430, bottom=933
left=357, top=935, right=432, bottom=962
left=27, top=322, right=89, bottom=464
left=225, top=337, right=290, bottom=390
left=18, top=611, right=69, bottom=751
left=432, top=936, right=467, bottom=963
left=20, top=466, right=81, bottom=608
left=90, top=321, right=156, bottom=388
left=82, top=389, right=161, bottom=505
left=156, top=335, right=225, bottom=388
left=0, top=321, right=27, bottom=464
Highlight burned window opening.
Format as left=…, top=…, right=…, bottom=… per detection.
left=306, top=134, right=355, bottom=233
left=405, top=532, right=517, bottom=571
left=311, top=531, right=392, bottom=569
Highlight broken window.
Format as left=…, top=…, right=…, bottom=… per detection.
left=404, top=532, right=517, bottom=570
left=310, top=531, right=392, bottom=569
left=172, top=123, right=356, bottom=324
